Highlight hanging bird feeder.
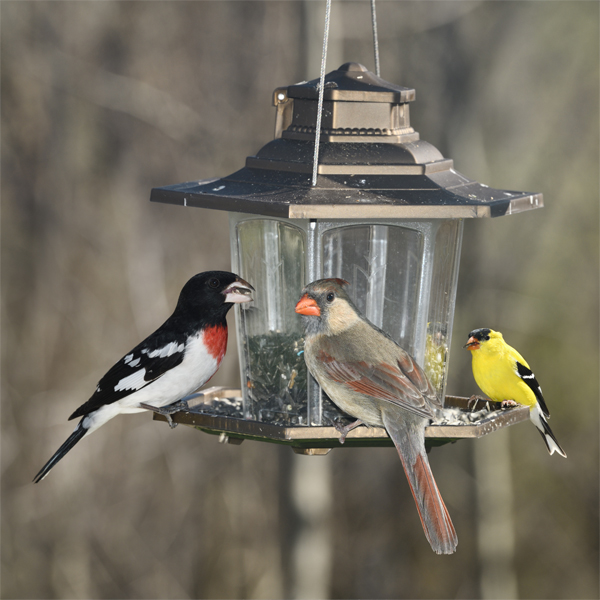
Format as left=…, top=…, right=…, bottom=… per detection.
left=150, top=62, right=538, bottom=452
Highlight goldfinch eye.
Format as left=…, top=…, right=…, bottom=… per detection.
left=326, top=292, right=335, bottom=302
left=208, top=278, right=220, bottom=289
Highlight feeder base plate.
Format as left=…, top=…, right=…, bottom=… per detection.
left=150, top=386, right=529, bottom=452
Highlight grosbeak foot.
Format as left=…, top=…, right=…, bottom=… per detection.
left=140, top=400, right=191, bottom=428
left=501, top=399, right=519, bottom=408
left=164, top=400, right=190, bottom=414
left=333, top=419, right=364, bottom=444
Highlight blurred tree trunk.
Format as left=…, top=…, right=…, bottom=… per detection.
left=474, top=429, right=518, bottom=599
left=280, top=450, right=333, bottom=599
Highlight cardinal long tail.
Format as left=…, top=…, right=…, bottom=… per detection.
left=382, top=409, right=458, bottom=555
left=531, top=404, right=567, bottom=458
left=400, top=451, right=458, bottom=554
left=33, top=420, right=87, bottom=483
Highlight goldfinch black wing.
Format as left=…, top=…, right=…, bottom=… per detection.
left=516, top=361, right=550, bottom=417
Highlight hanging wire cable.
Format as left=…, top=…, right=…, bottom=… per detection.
left=370, top=0, right=381, bottom=77
left=311, top=0, right=332, bottom=188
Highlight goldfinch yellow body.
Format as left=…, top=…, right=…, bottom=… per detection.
left=465, top=328, right=566, bottom=458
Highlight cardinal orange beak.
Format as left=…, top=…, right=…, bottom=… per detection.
left=295, top=294, right=320, bottom=316
left=464, top=336, right=480, bottom=350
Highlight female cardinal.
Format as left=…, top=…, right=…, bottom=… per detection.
left=295, top=278, right=457, bottom=554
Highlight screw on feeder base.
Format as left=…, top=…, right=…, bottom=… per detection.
left=218, top=432, right=244, bottom=445
left=293, top=448, right=332, bottom=456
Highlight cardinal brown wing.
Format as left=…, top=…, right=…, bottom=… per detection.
left=315, top=348, right=436, bottom=419
left=396, top=350, right=443, bottom=410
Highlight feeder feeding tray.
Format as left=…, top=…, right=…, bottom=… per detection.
left=151, top=386, right=529, bottom=454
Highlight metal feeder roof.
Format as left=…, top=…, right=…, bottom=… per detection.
left=151, top=62, right=543, bottom=219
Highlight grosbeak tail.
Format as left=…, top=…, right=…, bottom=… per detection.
left=295, top=294, right=320, bottom=316
left=464, top=336, right=480, bottom=350
left=223, top=278, right=254, bottom=303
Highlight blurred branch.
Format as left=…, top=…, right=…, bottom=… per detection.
left=19, top=47, right=210, bottom=144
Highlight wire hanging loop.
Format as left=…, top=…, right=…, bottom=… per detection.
left=311, top=0, right=332, bottom=188
left=370, top=0, right=381, bottom=77
left=312, top=0, right=380, bottom=187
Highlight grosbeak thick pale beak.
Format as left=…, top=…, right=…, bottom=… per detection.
left=33, top=271, right=254, bottom=482
left=465, top=328, right=566, bottom=457
left=295, top=278, right=458, bottom=555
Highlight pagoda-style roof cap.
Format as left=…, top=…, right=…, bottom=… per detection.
left=287, top=62, right=416, bottom=103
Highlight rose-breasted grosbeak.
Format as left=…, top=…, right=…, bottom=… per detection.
left=33, top=271, right=253, bottom=482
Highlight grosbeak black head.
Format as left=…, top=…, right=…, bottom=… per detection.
left=176, top=271, right=254, bottom=318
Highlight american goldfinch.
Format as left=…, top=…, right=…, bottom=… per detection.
left=465, top=328, right=566, bottom=458
left=296, top=279, right=458, bottom=555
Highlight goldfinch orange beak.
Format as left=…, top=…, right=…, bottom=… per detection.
left=295, top=294, right=320, bottom=316
left=464, top=336, right=480, bottom=350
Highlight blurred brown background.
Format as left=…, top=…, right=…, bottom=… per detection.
left=2, top=2, right=598, bottom=599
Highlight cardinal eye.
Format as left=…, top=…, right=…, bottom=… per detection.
left=326, top=292, right=335, bottom=302
left=208, top=278, right=220, bottom=289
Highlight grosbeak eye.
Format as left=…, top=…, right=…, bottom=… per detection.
left=208, top=278, right=220, bottom=289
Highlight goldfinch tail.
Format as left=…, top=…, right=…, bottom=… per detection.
left=531, top=404, right=567, bottom=458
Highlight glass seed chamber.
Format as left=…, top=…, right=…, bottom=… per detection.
left=230, top=215, right=462, bottom=428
